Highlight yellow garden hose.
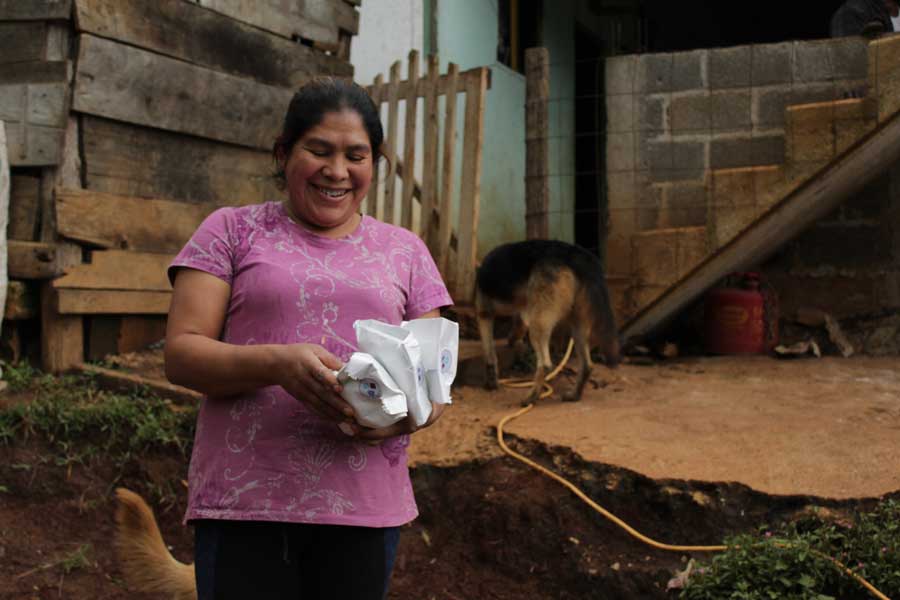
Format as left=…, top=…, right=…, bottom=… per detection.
left=495, top=343, right=891, bottom=600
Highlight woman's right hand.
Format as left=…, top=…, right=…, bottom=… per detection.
left=273, top=344, right=356, bottom=425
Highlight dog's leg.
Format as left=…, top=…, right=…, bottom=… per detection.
left=562, top=326, right=593, bottom=402
left=476, top=292, right=499, bottom=390
left=523, top=319, right=553, bottom=405
left=507, top=314, right=528, bottom=363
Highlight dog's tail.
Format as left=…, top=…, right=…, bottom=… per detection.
left=114, top=487, right=197, bottom=600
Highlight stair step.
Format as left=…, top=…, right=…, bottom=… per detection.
left=785, top=97, right=877, bottom=168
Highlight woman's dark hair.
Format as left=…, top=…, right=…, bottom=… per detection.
left=273, top=76, right=384, bottom=188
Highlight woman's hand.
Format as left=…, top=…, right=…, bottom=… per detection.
left=274, top=344, right=356, bottom=424
left=354, top=400, right=447, bottom=441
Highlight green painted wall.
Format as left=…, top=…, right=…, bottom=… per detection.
left=435, top=0, right=525, bottom=259
left=434, top=0, right=578, bottom=257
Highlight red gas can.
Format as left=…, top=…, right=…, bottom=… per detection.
left=704, top=272, right=778, bottom=355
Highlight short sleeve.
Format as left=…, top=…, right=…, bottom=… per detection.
left=168, top=207, right=239, bottom=286
left=404, top=235, right=453, bottom=319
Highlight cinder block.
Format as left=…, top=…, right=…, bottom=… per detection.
left=606, top=54, right=637, bottom=95
left=672, top=140, right=706, bottom=170
left=707, top=165, right=788, bottom=249
left=709, top=165, right=784, bottom=207
left=632, top=230, right=679, bottom=287
left=670, top=92, right=712, bottom=132
left=637, top=96, right=665, bottom=131
left=785, top=98, right=876, bottom=165
left=712, top=89, right=752, bottom=130
left=793, top=40, right=836, bottom=83
left=607, top=132, right=635, bottom=173
left=650, top=168, right=706, bottom=183
left=710, top=135, right=785, bottom=169
left=636, top=200, right=661, bottom=230
left=754, top=87, right=790, bottom=128
left=672, top=49, right=706, bottom=91
left=631, top=226, right=707, bottom=287
left=749, top=135, right=785, bottom=165
left=835, top=118, right=876, bottom=153
left=606, top=231, right=634, bottom=277
left=709, top=167, right=761, bottom=209
left=641, top=138, right=673, bottom=171
left=607, top=171, right=636, bottom=208
left=662, top=180, right=708, bottom=228
left=755, top=83, right=849, bottom=128
left=751, top=42, right=793, bottom=86
left=606, top=93, right=635, bottom=132
left=710, top=45, right=751, bottom=89
left=675, top=226, right=709, bottom=272
left=637, top=53, right=673, bottom=94
left=708, top=204, right=758, bottom=250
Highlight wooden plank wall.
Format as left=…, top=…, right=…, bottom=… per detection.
left=0, top=0, right=361, bottom=370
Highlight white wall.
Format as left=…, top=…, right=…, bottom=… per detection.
left=351, top=0, right=424, bottom=86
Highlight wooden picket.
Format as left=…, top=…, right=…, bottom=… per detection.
left=365, top=50, right=490, bottom=303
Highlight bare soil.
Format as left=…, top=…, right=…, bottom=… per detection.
left=2, top=352, right=898, bottom=599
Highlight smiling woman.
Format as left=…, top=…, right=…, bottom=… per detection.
left=273, top=79, right=383, bottom=239
left=280, top=110, right=373, bottom=238
left=157, top=77, right=453, bottom=600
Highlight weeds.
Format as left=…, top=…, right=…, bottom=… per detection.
left=0, top=361, right=196, bottom=471
left=681, top=500, right=900, bottom=599
left=59, top=543, right=93, bottom=574
left=13, top=543, right=94, bottom=582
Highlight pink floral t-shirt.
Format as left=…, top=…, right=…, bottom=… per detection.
left=169, top=202, right=452, bottom=527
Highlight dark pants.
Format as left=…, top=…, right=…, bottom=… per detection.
left=193, top=519, right=401, bottom=600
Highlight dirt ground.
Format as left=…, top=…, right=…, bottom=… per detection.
left=2, top=352, right=899, bottom=599
left=413, top=355, right=900, bottom=499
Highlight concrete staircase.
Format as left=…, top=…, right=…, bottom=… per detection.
left=620, top=34, right=900, bottom=327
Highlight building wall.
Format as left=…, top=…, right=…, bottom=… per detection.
left=605, top=35, right=900, bottom=352
left=543, top=1, right=577, bottom=243
left=436, top=0, right=527, bottom=258
left=351, top=0, right=424, bottom=86
left=604, top=37, right=870, bottom=279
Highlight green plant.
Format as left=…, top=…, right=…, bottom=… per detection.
left=0, top=367, right=196, bottom=468
left=60, top=543, right=93, bottom=574
left=2, top=360, right=40, bottom=392
left=681, top=501, right=900, bottom=599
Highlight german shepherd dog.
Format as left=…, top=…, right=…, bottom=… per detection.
left=114, top=488, right=197, bottom=599
left=475, top=240, right=621, bottom=404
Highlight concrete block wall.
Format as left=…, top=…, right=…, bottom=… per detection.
left=605, top=33, right=900, bottom=337
left=605, top=36, right=870, bottom=281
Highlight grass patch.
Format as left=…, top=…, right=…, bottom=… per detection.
left=0, top=361, right=196, bottom=471
left=681, top=500, right=900, bottom=600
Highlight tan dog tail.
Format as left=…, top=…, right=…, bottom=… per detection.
left=114, top=487, right=197, bottom=600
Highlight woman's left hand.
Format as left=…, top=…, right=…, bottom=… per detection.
left=354, top=400, right=447, bottom=441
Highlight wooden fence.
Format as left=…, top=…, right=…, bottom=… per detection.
left=364, top=50, right=490, bottom=303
